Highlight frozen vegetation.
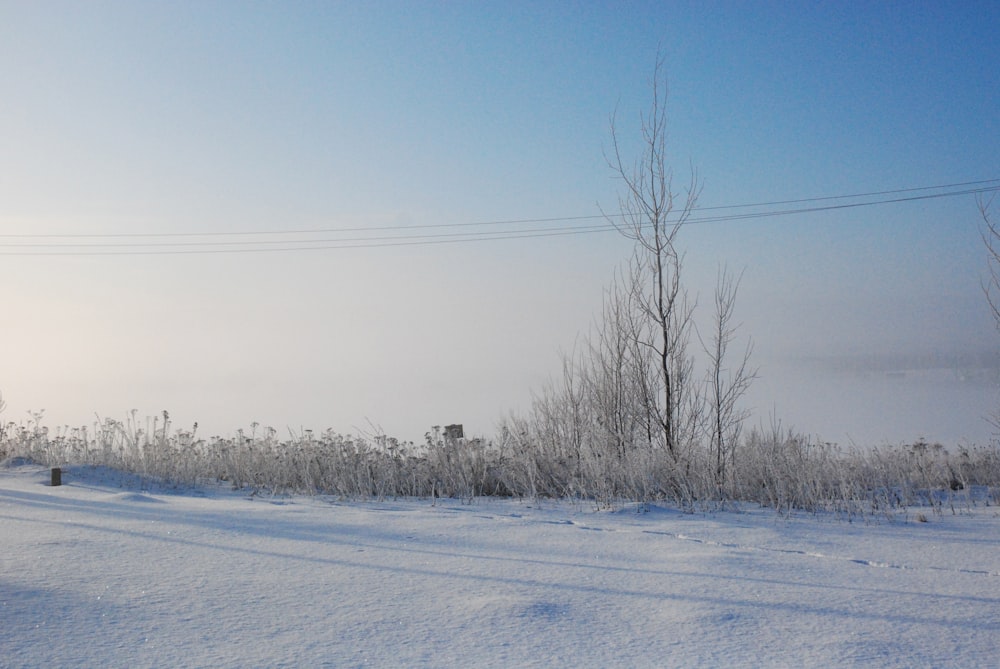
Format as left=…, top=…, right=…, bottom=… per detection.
left=2, top=412, right=998, bottom=521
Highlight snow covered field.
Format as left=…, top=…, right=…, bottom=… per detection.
left=2, top=461, right=998, bottom=668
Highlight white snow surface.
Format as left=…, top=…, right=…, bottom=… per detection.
left=2, top=461, right=998, bottom=668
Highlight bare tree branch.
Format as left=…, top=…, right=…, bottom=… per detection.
left=980, top=193, right=1000, bottom=329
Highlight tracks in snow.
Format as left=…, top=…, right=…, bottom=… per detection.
left=641, top=529, right=1000, bottom=577
left=468, top=508, right=1000, bottom=578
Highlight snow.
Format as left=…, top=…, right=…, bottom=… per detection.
left=2, top=461, right=998, bottom=668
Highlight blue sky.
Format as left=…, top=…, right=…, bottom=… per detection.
left=1, top=1, right=998, bottom=445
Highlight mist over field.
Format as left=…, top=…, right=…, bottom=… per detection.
left=1, top=3, right=999, bottom=450
left=750, top=353, right=999, bottom=448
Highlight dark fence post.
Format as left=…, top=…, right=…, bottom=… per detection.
left=51, top=467, right=61, bottom=486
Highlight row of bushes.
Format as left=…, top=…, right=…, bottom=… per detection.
left=495, top=415, right=1000, bottom=519
left=2, top=411, right=998, bottom=520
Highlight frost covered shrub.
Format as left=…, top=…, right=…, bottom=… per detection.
left=735, top=426, right=828, bottom=513
left=0, top=411, right=507, bottom=501
left=422, top=429, right=499, bottom=500
left=3, top=409, right=1000, bottom=517
left=726, top=431, right=1000, bottom=520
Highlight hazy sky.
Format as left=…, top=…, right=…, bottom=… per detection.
left=2, top=1, right=998, bottom=446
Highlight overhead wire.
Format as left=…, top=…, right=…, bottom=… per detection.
left=2, top=177, right=996, bottom=238
left=0, top=178, right=997, bottom=255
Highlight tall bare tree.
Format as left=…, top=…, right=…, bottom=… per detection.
left=584, top=270, right=642, bottom=460
left=702, top=266, right=757, bottom=488
left=504, top=56, right=756, bottom=502
left=605, top=56, right=701, bottom=460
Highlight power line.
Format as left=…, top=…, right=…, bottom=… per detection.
left=2, top=178, right=997, bottom=239
left=0, top=228, right=611, bottom=256
left=0, top=222, right=616, bottom=249
left=681, top=184, right=1000, bottom=224
left=690, top=178, right=1000, bottom=210
left=0, top=179, right=996, bottom=255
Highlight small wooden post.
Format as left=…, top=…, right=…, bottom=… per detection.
left=51, top=467, right=62, bottom=486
